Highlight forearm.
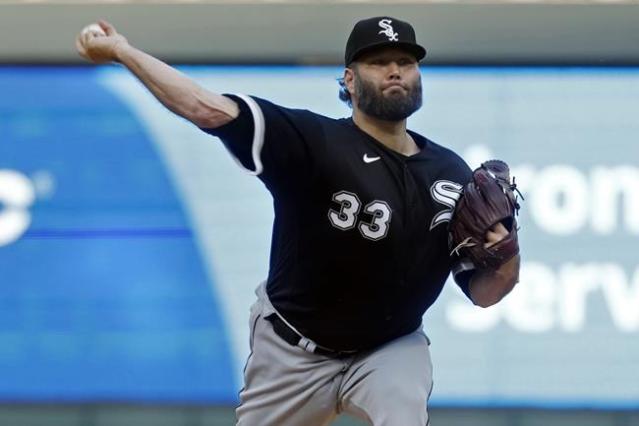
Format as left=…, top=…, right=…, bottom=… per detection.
left=469, top=254, right=520, bottom=308
left=114, top=44, right=238, bottom=127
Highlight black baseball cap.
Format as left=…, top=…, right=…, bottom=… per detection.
left=344, top=16, right=427, bottom=65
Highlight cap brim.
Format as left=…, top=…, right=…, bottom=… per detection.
left=348, top=42, right=427, bottom=65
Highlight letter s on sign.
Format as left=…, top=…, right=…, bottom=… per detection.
left=0, top=170, right=35, bottom=246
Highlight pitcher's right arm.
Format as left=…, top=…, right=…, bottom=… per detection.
left=75, top=20, right=238, bottom=129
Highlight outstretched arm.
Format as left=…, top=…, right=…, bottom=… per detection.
left=75, top=20, right=238, bottom=128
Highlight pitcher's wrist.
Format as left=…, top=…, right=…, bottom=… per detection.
left=112, top=40, right=130, bottom=63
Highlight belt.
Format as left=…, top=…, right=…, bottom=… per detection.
left=265, top=313, right=358, bottom=359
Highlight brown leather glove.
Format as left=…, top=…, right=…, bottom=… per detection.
left=449, top=160, right=522, bottom=269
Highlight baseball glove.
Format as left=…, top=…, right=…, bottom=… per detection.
left=449, top=159, right=522, bottom=269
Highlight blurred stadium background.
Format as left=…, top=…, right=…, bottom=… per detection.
left=1, top=1, right=638, bottom=425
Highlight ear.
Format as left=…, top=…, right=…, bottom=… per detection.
left=344, top=67, right=356, bottom=97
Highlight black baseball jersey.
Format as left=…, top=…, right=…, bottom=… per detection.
left=202, top=94, right=475, bottom=351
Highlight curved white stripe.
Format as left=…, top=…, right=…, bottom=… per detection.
left=452, top=259, right=475, bottom=281
left=231, top=94, right=265, bottom=176
left=99, top=71, right=274, bottom=392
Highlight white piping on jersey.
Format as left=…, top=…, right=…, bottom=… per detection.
left=229, top=93, right=265, bottom=176
left=451, top=258, right=476, bottom=283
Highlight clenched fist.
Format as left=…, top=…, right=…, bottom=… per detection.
left=75, top=20, right=128, bottom=64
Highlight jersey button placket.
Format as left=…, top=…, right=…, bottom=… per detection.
left=399, top=162, right=412, bottom=288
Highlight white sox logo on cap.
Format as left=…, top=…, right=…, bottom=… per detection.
left=378, top=19, right=399, bottom=42
left=344, top=16, right=426, bottom=65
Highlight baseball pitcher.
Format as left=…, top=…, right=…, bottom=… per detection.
left=76, top=16, right=521, bottom=426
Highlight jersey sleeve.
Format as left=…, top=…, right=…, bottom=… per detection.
left=199, top=94, right=315, bottom=192
left=452, top=256, right=475, bottom=299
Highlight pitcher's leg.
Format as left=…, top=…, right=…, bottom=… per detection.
left=338, top=329, right=433, bottom=426
left=236, top=300, right=345, bottom=426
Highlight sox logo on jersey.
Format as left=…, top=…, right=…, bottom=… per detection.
left=430, top=180, right=463, bottom=230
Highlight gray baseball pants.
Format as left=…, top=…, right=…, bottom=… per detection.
left=236, top=283, right=433, bottom=426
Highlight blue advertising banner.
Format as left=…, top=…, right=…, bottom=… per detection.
left=1, top=66, right=638, bottom=407
left=0, top=67, right=235, bottom=402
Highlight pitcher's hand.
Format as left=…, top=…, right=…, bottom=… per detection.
left=484, top=222, right=508, bottom=248
left=76, top=20, right=128, bottom=64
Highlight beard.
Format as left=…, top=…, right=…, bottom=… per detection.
left=354, top=71, right=423, bottom=121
